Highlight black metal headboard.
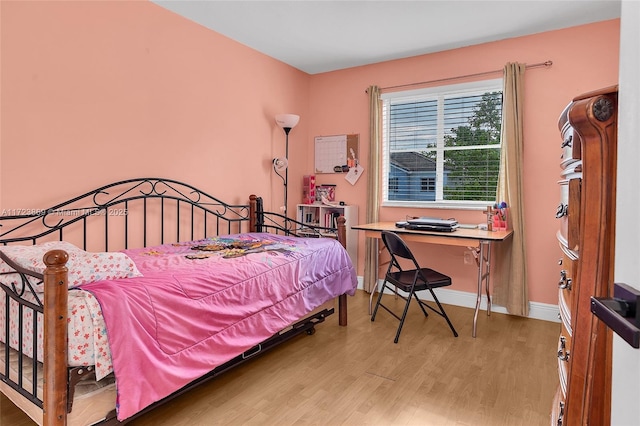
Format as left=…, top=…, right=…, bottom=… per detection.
left=0, top=178, right=251, bottom=251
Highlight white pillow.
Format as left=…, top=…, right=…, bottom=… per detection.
left=0, top=241, right=142, bottom=291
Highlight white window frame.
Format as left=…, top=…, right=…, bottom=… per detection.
left=381, top=78, right=503, bottom=210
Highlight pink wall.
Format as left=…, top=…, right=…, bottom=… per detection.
left=1, top=1, right=619, bottom=306
left=308, top=20, right=620, bottom=305
left=1, top=0, right=308, bottom=211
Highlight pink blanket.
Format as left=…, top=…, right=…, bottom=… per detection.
left=79, top=233, right=357, bottom=421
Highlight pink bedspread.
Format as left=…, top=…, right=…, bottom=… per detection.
left=79, top=233, right=357, bottom=421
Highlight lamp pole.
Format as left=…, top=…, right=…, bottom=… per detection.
left=275, top=113, right=299, bottom=219
left=283, top=126, right=291, bottom=217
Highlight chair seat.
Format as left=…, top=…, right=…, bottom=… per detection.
left=386, top=268, right=452, bottom=293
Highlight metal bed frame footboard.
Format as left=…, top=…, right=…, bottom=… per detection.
left=250, top=195, right=348, bottom=244
left=1, top=264, right=45, bottom=409
left=1, top=253, right=115, bottom=418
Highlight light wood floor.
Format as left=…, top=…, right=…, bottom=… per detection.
left=2, top=290, right=560, bottom=425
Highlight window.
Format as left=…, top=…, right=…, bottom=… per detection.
left=381, top=79, right=503, bottom=209
left=421, top=177, right=435, bottom=192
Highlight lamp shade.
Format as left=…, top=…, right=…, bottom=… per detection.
left=275, top=114, right=300, bottom=129
left=273, top=157, right=288, bottom=171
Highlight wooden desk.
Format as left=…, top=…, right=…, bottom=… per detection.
left=352, top=222, right=513, bottom=337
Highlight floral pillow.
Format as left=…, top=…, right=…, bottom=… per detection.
left=0, top=241, right=142, bottom=291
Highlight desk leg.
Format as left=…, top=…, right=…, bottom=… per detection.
left=484, top=241, right=492, bottom=316
left=473, top=240, right=492, bottom=338
left=368, top=238, right=380, bottom=315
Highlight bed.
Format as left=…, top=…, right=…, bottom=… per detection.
left=0, top=178, right=357, bottom=425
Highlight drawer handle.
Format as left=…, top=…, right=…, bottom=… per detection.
left=556, top=203, right=568, bottom=219
left=558, top=336, right=570, bottom=362
left=561, top=134, right=573, bottom=149
left=559, top=270, right=572, bottom=290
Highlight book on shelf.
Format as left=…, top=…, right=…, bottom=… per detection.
left=324, top=211, right=341, bottom=229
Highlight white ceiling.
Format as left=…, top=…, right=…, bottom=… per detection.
left=152, top=0, right=621, bottom=74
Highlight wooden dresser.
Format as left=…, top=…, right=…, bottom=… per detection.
left=552, top=86, right=618, bottom=426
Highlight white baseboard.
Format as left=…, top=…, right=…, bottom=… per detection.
left=356, top=276, right=560, bottom=323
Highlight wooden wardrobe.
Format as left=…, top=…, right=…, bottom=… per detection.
left=553, top=86, right=618, bottom=425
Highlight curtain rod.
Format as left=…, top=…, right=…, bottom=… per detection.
left=369, top=60, right=552, bottom=93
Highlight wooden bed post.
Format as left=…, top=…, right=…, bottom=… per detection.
left=249, top=194, right=258, bottom=232
left=336, top=216, right=348, bottom=327
left=43, top=250, right=69, bottom=426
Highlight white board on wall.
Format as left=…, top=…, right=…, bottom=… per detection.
left=314, top=134, right=359, bottom=174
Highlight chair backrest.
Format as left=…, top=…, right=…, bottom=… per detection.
left=381, top=231, right=421, bottom=270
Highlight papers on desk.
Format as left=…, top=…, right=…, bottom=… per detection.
left=458, top=223, right=480, bottom=230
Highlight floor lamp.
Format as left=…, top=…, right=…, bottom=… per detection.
left=274, top=113, right=300, bottom=217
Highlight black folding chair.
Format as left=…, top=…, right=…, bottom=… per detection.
left=371, top=231, right=458, bottom=343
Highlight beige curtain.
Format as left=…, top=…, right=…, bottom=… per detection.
left=363, top=85, right=381, bottom=293
left=493, top=63, right=529, bottom=316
